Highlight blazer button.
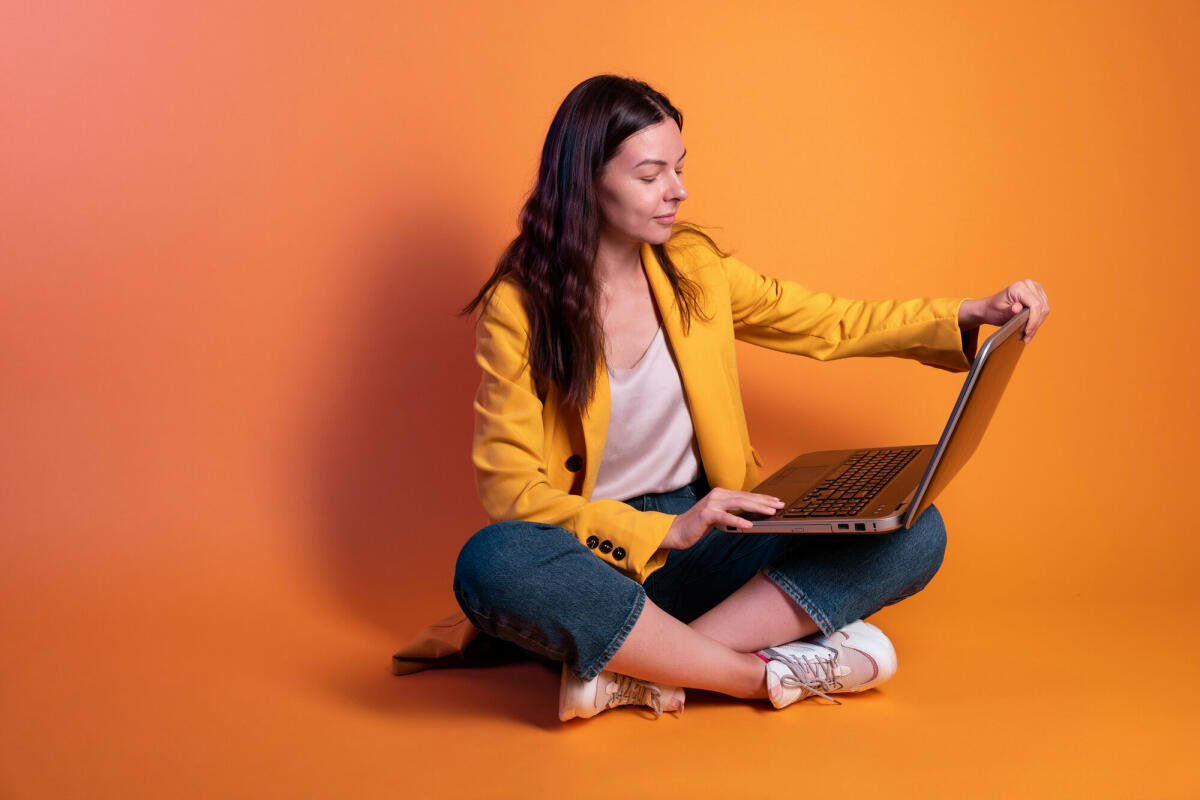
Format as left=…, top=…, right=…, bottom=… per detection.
left=612, top=547, right=626, bottom=561
left=586, top=535, right=599, bottom=549
left=565, top=454, right=584, bottom=472
left=599, top=540, right=613, bottom=554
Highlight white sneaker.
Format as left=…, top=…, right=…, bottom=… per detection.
left=759, top=619, right=898, bottom=708
left=558, top=663, right=686, bottom=721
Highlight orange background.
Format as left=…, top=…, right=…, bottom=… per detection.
left=3, top=1, right=1198, bottom=797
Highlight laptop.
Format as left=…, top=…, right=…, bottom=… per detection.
left=722, top=307, right=1030, bottom=534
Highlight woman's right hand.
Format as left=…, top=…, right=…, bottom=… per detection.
left=660, top=488, right=785, bottom=550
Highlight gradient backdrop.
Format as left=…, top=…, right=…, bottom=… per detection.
left=3, top=1, right=1198, bottom=797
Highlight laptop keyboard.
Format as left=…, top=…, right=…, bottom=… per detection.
left=785, top=447, right=921, bottom=518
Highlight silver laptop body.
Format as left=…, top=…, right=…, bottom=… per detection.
left=722, top=308, right=1029, bottom=534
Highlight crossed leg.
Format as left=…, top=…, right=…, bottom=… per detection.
left=601, top=504, right=948, bottom=698
left=604, top=573, right=819, bottom=699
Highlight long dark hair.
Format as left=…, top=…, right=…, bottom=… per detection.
left=461, top=74, right=730, bottom=413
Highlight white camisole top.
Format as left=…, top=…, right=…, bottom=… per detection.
left=590, top=325, right=701, bottom=502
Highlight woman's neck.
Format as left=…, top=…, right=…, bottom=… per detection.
left=593, top=235, right=644, bottom=291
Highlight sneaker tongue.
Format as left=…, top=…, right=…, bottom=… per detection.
left=605, top=680, right=642, bottom=701
left=604, top=676, right=662, bottom=715
left=768, top=643, right=843, bottom=687
left=791, top=641, right=858, bottom=680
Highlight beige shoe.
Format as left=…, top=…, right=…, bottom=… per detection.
left=759, top=620, right=898, bottom=708
left=558, top=663, right=685, bottom=721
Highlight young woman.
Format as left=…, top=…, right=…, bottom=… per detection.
left=411, top=74, right=1049, bottom=721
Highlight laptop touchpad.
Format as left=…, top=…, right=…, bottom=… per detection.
left=764, top=465, right=828, bottom=494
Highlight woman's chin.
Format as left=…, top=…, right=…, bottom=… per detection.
left=645, top=226, right=675, bottom=244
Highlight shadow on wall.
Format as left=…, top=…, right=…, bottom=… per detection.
left=304, top=210, right=496, bottom=637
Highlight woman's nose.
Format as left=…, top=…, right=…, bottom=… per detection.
left=668, top=173, right=688, bottom=201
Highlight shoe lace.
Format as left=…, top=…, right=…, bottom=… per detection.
left=768, top=647, right=845, bottom=705
left=604, top=673, right=664, bottom=717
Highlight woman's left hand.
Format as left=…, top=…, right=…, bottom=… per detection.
left=959, top=279, right=1051, bottom=342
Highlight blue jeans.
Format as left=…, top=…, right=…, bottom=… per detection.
left=453, top=471, right=947, bottom=681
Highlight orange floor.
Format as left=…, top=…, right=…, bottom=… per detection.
left=4, top=548, right=1196, bottom=799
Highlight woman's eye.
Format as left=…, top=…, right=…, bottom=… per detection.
left=640, top=177, right=655, bottom=183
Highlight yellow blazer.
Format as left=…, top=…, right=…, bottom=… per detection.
left=393, top=229, right=975, bottom=675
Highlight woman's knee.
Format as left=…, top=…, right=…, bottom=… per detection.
left=454, top=521, right=530, bottom=611
left=452, top=520, right=574, bottom=618
left=451, top=520, right=634, bottom=667
left=891, top=504, right=948, bottom=599
left=912, top=504, right=948, bottom=569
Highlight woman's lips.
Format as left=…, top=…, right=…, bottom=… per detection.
left=654, top=214, right=676, bottom=224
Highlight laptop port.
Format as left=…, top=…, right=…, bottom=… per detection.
left=837, top=523, right=849, bottom=530
left=854, top=523, right=866, bottom=531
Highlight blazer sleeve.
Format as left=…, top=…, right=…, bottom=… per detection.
left=471, top=287, right=673, bottom=583
left=720, top=253, right=978, bottom=370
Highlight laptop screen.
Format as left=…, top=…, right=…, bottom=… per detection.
left=904, top=308, right=1030, bottom=527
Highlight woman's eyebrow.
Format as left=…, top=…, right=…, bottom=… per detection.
left=633, top=149, right=687, bottom=168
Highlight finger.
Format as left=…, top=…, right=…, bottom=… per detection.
left=1007, top=281, right=1035, bottom=339
left=746, top=500, right=782, bottom=516
left=720, top=511, right=755, bottom=530
left=739, top=490, right=781, bottom=500
left=710, top=502, right=778, bottom=524
left=735, top=493, right=785, bottom=514
left=752, top=492, right=786, bottom=509
left=1012, top=280, right=1038, bottom=307
left=724, top=491, right=783, bottom=507
left=1022, top=284, right=1050, bottom=341
left=1027, top=301, right=1048, bottom=340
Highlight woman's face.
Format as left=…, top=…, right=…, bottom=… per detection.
left=596, top=118, right=688, bottom=247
